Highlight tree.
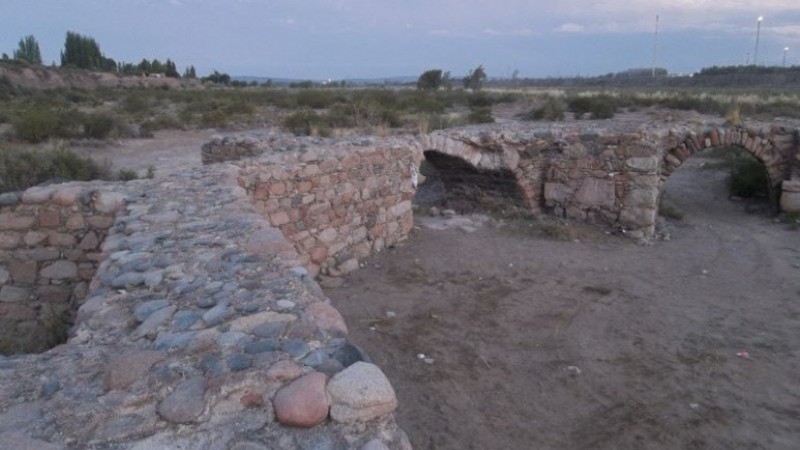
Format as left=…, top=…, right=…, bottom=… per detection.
left=463, top=65, right=487, bottom=91
left=151, top=59, right=164, bottom=74
left=14, top=35, right=42, bottom=65
left=1, top=53, right=8, bottom=61
left=165, top=59, right=179, bottom=78
left=203, top=70, right=230, bottom=85
left=417, top=69, right=443, bottom=90
left=60, top=31, right=105, bottom=70
left=183, top=65, right=197, bottom=79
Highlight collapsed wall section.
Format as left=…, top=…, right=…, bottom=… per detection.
left=0, top=184, right=123, bottom=353
left=238, top=145, right=418, bottom=277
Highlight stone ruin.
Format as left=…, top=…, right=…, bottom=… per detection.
left=0, top=119, right=798, bottom=449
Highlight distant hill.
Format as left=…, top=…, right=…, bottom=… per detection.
left=0, top=60, right=200, bottom=90
left=232, top=75, right=417, bottom=86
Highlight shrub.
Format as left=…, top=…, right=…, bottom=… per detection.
left=140, top=114, right=180, bottom=135
left=466, top=107, right=494, bottom=124
left=81, top=112, right=116, bottom=139
left=520, top=97, right=565, bottom=121
left=200, top=109, right=229, bottom=128
left=725, top=106, right=742, bottom=126
left=467, top=92, right=493, bottom=108
left=730, top=158, right=769, bottom=198
left=13, top=107, right=61, bottom=143
left=116, top=168, right=138, bottom=181
left=417, top=69, right=444, bottom=91
left=325, top=104, right=356, bottom=128
left=0, top=145, right=110, bottom=193
left=223, top=100, right=255, bottom=115
left=405, top=93, right=445, bottom=114
left=121, top=94, right=150, bottom=114
left=283, top=109, right=324, bottom=136
left=568, top=95, right=617, bottom=119
left=296, top=90, right=337, bottom=109
left=787, top=211, right=800, bottom=230
left=658, top=197, right=685, bottom=220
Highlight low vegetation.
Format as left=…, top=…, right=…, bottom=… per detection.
left=0, top=145, right=110, bottom=192
left=568, top=94, right=617, bottom=119
left=699, top=147, right=771, bottom=199
left=519, top=97, right=565, bottom=121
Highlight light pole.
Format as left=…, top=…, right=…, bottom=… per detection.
left=784, top=47, right=790, bottom=67
left=754, top=16, right=764, bottom=65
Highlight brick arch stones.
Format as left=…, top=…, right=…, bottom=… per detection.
left=413, top=131, right=541, bottom=213
left=657, top=125, right=794, bottom=197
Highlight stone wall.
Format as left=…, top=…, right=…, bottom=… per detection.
left=416, top=122, right=800, bottom=237
left=541, top=135, right=661, bottom=238
left=0, top=183, right=124, bottom=353
left=237, top=142, right=418, bottom=277
left=0, top=166, right=410, bottom=450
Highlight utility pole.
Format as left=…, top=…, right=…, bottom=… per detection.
left=651, top=15, right=660, bottom=77
left=754, top=16, right=764, bottom=65
left=784, top=47, right=790, bottom=67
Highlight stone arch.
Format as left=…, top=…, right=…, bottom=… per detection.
left=659, top=127, right=789, bottom=185
left=421, top=150, right=528, bottom=213
left=413, top=131, right=541, bottom=212
left=658, top=126, right=792, bottom=208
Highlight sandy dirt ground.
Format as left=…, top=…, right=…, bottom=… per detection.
left=76, top=129, right=213, bottom=177
left=327, top=159, right=800, bottom=450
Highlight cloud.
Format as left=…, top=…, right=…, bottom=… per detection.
left=554, top=23, right=586, bottom=33
left=482, top=27, right=538, bottom=37
left=771, top=25, right=800, bottom=40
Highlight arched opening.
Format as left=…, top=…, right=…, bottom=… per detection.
left=658, top=145, right=777, bottom=226
left=415, top=150, right=527, bottom=215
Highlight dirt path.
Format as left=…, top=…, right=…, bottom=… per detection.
left=76, top=129, right=214, bottom=177
left=328, top=158, right=800, bottom=450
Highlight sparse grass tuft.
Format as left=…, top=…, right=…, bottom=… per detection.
left=786, top=211, right=800, bottom=230
left=658, top=197, right=685, bottom=220
left=116, top=167, right=139, bottom=181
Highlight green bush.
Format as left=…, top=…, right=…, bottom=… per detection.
left=467, top=92, right=493, bottom=108
left=200, top=109, right=229, bottom=128
left=466, top=107, right=494, bottom=124
left=223, top=100, right=256, bottom=115
left=81, top=112, right=116, bottom=139
left=325, top=104, right=356, bottom=128
left=568, top=95, right=617, bottom=119
left=140, top=114, right=181, bottom=135
left=0, top=145, right=110, bottom=192
left=116, top=168, right=138, bottom=181
left=121, top=94, right=150, bottom=114
left=730, top=158, right=769, bottom=198
left=658, top=197, right=685, bottom=220
left=296, top=90, right=337, bottom=109
left=283, top=109, right=325, bottom=136
left=520, top=97, right=565, bottom=121
left=405, top=93, right=445, bottom=114
left=13, top=107, right=61, bottom=143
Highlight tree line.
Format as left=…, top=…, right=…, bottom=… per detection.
left=416, top=65, right=487, bottom=91
left=1, top=32, right=226, bottom=82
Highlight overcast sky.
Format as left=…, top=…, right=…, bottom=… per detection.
left=3, top=0, right=800, bottom=79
